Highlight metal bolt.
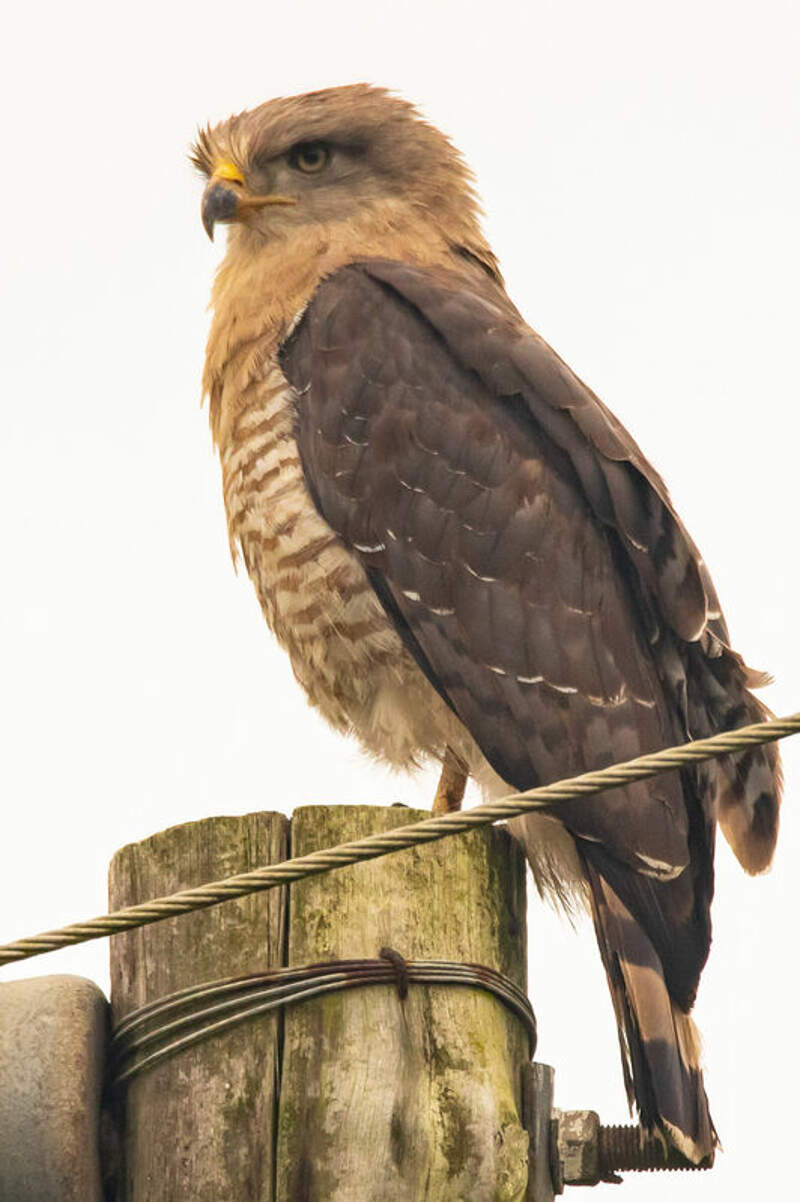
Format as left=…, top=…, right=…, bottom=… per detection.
left=598, top=1124, right=713, bottom=1175
left=554, top=1111, right=714, bottom=1186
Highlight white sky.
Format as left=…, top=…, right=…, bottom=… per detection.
left=1, top=1, right=798, bottom=1197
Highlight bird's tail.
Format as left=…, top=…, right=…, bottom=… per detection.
left=687, top=643, right=782, bottom=875
left=584, top=862, right=717, bottom=1165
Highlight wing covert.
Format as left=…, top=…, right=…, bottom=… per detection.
left=281, top=261, right=695, bottom=872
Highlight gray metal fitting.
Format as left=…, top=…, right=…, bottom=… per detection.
left=554, top=1110, right=715, bottom=1186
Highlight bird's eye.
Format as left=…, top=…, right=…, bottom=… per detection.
left=288, top=141, right=331, bottom=174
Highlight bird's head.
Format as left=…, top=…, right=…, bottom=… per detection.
left=191, top=84, right=499, bottom=280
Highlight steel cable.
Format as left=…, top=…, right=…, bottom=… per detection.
left=1, top=712, right=798, bottom=967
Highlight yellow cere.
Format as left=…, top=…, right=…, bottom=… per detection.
left=213, top=160, right=245, bottom=185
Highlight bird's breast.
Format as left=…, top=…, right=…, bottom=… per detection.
left=218, top=357, right=461, bottom=764
left=215, top=357, right=590, bottom=908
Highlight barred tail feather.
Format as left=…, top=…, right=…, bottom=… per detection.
left=688, top=644, right=782, bottom=874
left=585, top=863, right=717, bottom=1165
left=714, top=687, right=782, bottom=875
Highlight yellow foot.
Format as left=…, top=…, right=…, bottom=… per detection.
left=432, top=747, right=468, bottom=814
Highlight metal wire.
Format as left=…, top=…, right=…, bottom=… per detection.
left=110, top=957, right=537, bottom=1086
left=1, top=712, right=797, bottom=968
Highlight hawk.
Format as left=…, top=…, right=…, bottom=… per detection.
left=192, top=84, right=781, bottom=1165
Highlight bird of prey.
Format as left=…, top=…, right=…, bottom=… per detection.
left=192, top=84, right=781, bottom=1165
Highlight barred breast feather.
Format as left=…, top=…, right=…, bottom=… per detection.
left=217, top=355, right=483, bottom=774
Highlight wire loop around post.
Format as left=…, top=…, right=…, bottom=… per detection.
left=110, top=957, right=537, bottom=1086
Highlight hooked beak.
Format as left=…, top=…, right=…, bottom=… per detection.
left=201, top=160, right=297, bottom=241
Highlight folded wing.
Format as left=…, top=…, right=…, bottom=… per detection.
left=280, top=258, right=781, bottom=1160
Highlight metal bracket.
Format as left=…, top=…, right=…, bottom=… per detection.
left=524, top=1064, right=714, bottom=1194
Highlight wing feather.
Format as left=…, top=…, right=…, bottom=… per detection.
left=279, top=259, right=780, bottom=1156
left=283, top=259, right=696, bottom=881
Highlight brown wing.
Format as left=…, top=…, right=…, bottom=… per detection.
left=357, top=260, right=780, bottom=879
left=280, top=259, right=779, bottom=1157
left=281, top=256, right=778, bottom=973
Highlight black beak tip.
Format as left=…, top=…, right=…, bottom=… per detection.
left=201, top=182, right=239, bottom=242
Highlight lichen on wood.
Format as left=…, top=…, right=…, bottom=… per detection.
left=108, top=812, right=288, bottom=1202
left=276, top=804, right=530, bottom=1202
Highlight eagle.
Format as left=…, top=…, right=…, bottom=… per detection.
left=192, top=84, right=781, bottom=1165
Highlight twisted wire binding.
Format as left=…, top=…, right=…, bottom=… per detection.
left=110, top=957, right=537, bottom=1086
left=1, top=712, right=798, bottom=968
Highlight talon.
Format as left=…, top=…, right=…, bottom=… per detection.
left=432, top=747, right=468, bottom=814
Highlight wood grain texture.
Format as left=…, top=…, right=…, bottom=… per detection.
left=108, top=813, right=288, bottom=1202
left=276, top=805, right=530, bottom=1202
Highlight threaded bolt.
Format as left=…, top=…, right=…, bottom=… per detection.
left=555, top=1112, right=714, bottom=1186
left=598, top=1124, right=713, bottom=1175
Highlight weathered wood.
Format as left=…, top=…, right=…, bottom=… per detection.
left=108, top=812, right=288, bottom=1202
left=276, top=804, right=530, bottom=1202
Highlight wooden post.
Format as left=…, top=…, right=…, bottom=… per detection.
left=108, top=812, right=288, bottom=1202
left=107, top=805, right=535, bottom=1200
left=275, top=805, right=531, bottom=1202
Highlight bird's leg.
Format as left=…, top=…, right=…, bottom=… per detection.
left=432, top=747, right=468, bottom=814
